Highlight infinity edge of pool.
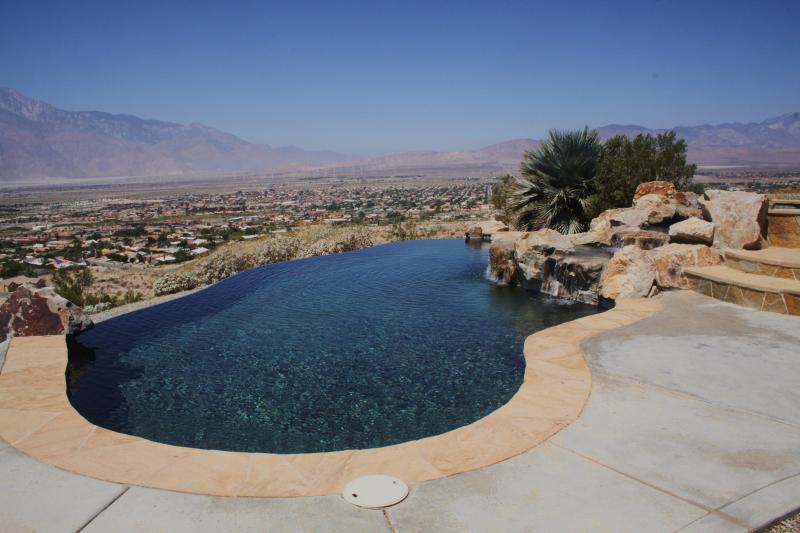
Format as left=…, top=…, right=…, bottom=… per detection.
left=0, top=298, right=661, bottom=497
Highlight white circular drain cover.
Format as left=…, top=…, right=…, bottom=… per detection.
left=342, top=475, right=409, bottom=508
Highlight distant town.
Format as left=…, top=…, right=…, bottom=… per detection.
left=0, top=180, right=492, bottom=281
left=1, top=166, right=798, bottom=303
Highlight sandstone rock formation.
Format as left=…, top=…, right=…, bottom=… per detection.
left=600, top=243, right=721, bottom=300
left=610, top=228, right=670, bottom=250
left=674, top=191, right=704, bottom=219
left=486, top=181, right=763, bottom=306
left=588, top=208, right=649, bottom=245
left=633, top=181, right=676, bottom=200
left=465, top=226, right=484, bottom=241
left=465, top=220, right=509, bottom=241
left=669, top=217, right=714, bottom=245
left=649, top=244, right=721, bottom=289
left=632, top=194, right=679, bottom=225
left=488, top=242, right=517, bottom=285
left=515, top=229, right=575, bottom=257
left=599, top=246, right=656, bottom=300
left=0, top=284, right=93, bottom=343
left=700, top=190, right=768, bottom=249
left=513, top=229, right=608, bottom=305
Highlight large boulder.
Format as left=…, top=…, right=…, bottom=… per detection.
left=599, top=243, right=721, bottom=300
left=488, top=241, right=517, bottom=285
left=633, top=181, right=676, bottom=201
left=669, top=217, right=715, bottom=245
left=700, top=190, right=768, bottom=249
left=514, top=229, right=608, bottom=305
left=675, top=191, right=704, bottom=219
left=631, top=181, right=702, bottom=220
left=632, top=194, right=679, bottom=225
left=465, top=226, right=484, bottom=241
left=599, top=246, right=656, bottom=300
left=478, top=220, right=509, bottom=233
left=599, top=247, right=654, bottom=300
left=515, top=228, right=575, bottom=258
left=0, top=284, right=93, bottom=343
left=610, top=228, right=670, bottom=250
left=588, top=208, right=649, bottom=245
left=649, top=244, right=721, bottom=289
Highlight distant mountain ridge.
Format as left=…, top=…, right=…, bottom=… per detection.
left=0, top=88, right=348, bottom=181
left=1, top=87, right=799, bottom=182
left=597, top=113, right=800, bottom=166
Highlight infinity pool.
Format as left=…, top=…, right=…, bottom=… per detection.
left=67, top=239, right=597, bottom=453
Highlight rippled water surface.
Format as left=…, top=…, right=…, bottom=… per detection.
left=68, top=239, right=597, bottom=453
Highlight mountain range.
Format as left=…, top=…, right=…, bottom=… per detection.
left=1, top=87, right=799, bottom=183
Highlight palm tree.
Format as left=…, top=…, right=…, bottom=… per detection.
left=512, top=127, right=601, bottom=234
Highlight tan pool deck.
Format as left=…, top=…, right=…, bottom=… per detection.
left=0, top=299, right=660, bottom=498
left=1, top=291, right=800, bottom=531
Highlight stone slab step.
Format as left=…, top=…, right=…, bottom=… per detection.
left=685, top=265, right=800, bottom=295
left=771, top=198, right=800, bottom=206
left=769, top=208, right=800, bottom=216
left=685, top=265, right=800, bottom=315
left=769, top=198, right=800, bottom=216
left=722, top=247, right=800, bottom=279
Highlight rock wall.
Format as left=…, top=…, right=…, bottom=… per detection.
left=766, top=213, right=800, bottom=248
left=0, top=284, right=93, bottom=343
left=486, top=181, right=769, bottom=306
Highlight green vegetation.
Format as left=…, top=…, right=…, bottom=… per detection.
left=1, top=259, right=37, bottom=278
left=514, top=128, right=601, bottom=234
left=587, top=131, right=697, bottom=218
left=390, top=220, right=419, bottom=240
left=489, top=174, right=517, bottom=224
left=498, top=129, right=698, bottom=233
left=51, top=268, right=94, bottom=305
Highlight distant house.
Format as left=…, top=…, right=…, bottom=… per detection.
left=152, top=254, right=176, bottom=265
left=190, top=247, right=209, bottom=255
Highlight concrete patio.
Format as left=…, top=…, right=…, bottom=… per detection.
left=1, top=291, right=799, bottom=532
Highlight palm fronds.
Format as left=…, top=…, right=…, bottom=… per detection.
left=512, top=127, right=600, bottom=234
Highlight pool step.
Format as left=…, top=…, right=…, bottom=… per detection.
left=685, top=264, right=800, bottom=315
left=723, top=247, right=800, bottom=280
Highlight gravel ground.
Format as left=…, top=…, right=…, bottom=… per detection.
left=762, top=510, right=800, bottom=532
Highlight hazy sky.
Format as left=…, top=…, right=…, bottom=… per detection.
left=1, top=0, right=798, bottom=155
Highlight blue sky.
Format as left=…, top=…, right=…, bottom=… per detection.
left=1, top=0, right=798, bottom=155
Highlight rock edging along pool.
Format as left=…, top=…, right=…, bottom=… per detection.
left=66, top=239, right=598, bottom=454
left=0, top=299, right=662, bottom=497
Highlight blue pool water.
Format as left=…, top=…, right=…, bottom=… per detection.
left=68, top=239, right=597, bottom=453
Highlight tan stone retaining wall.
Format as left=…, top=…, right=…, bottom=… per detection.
left=0, top=299, right=660, bottom=497
left=688, top=277, right=800, bottom=315
left=767, top=213, right=800, bottom=248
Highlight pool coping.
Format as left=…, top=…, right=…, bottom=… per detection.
left=0, top=298, right=661, bottom=497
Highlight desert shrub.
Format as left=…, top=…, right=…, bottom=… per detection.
left=152, top=230, right=375, bottom=296
left=251, top=236, right=304, bottom=264
left=195, top=250, right=251, bottom=284
left=390, top=221, right=418, bottom=241
left=300, top=239, right=339, bottom=257
left=122, top=289, right=143, bottom=304
left=52, top=268, right=94, bottom=305
left=153, top=271, right=199, bottom=296
left=335, top=227, right=374, bottom=250
left=83, top=290, right=118, bottom=307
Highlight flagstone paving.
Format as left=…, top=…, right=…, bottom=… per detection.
left=1, top=291, right=799, bottom=531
